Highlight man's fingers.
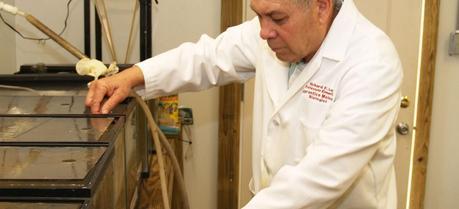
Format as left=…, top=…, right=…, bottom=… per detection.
left=86, top=80, right=110, bottom=113
left=85, top=81, right=96, bottom=106
left=85, top=72, right=135, bottom=114
left=86, top=82, right=101, bottom=113
left=100, top=89, right=128, bottom=114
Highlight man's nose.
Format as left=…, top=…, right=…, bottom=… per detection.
left=259, top=20, right=276, bottom=40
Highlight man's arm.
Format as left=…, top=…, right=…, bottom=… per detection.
left=85, top=18, right=260, bottom=113
left=135, top=18, right=259, bottom=100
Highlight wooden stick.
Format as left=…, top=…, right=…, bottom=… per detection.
left=25, top=14, right=87, bottom=60
left=124, top=0, right=139, bottom=63
left=92, top=0, right=118, bottom=62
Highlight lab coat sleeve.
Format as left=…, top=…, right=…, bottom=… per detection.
left=243, top=56, right=402, bottom=209
left=134, top=18, right=260, bottom=99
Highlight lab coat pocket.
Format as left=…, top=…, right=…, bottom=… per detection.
left=299, top=92, right=331, bottom=128
left=299, top=118, right=319, bottom=140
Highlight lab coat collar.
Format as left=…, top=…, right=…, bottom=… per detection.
left=319, top=0, right=358, bottom=62
left=266, top=0, right=359, bottom=116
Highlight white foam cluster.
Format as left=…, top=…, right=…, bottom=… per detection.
left=75, top=58, right=119, bottom=80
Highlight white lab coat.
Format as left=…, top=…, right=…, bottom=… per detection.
left=136, top=0, right=402, bottom=208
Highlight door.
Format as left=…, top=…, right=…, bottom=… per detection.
left=353, top=0, right=423, bottom=208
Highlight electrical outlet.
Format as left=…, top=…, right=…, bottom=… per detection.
left=449, top=31, right=459, bottom=56
left=179, top=107, right=194, bottom=125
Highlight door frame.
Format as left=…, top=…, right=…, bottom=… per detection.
left=218, top=1, right=244, bottom=209
left=409, top=0, right=440, bottom=208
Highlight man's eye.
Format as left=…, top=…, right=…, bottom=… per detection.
left=272, top=17, right=287, bottom=24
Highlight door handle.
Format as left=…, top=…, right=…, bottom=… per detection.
left=396, top=122, right=410, bottom=135
left=401, top=96, right=410, bottom=108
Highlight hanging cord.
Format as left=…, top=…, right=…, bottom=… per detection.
left=0, top=0, right=73, bottom=41
left=182, top=125, right=193, bottom=160
left=0, top=1, right=87, bottom=59
left=0, top=1, right=86, bottom=59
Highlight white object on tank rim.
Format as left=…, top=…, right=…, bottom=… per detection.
left=76, top=58, right=119, bottom=80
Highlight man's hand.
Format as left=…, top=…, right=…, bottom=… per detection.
left=85, top=66, right=144, bottom=114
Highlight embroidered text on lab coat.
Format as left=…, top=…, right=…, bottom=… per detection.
left=303, top=82, right=334, bottom=103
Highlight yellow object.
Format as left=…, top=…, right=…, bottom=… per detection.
left=158, top=95, right=180, bottom=135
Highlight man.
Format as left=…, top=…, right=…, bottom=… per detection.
left=86, top=0, right=402, bottom=208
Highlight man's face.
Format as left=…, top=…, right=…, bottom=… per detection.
left=250, top=0, right=331, bottom=62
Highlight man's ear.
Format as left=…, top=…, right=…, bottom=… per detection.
left=315, top=0, right=333, bottom=24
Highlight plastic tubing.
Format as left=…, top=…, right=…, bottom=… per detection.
left=130, top=91, right=190, bottom=209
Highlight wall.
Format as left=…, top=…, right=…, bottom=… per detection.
left=0, top=0, right=140, bottom=73
left=99, top=0, right=140, bottom=64
left=0, top=0, right=17, bottom=74
left=424, top=1, right=459, bottom=209
left=152, top=1, right=221, bottom=209
left=13, top=0, right=86, bottom=68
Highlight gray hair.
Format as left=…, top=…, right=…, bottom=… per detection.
left=333, top=0, right=343, bottom=16
left=296, top=0, right=343, bottom=16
